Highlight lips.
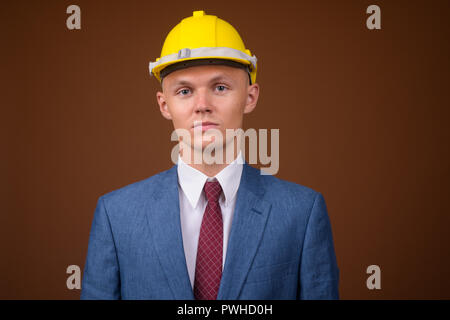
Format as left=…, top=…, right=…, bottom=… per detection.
left=192, top=121, right=219, bottom=131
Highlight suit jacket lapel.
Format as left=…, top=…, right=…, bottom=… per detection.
left=144, top=165, right=194, bottom=299
left=217, top=163, right=272, bottom=300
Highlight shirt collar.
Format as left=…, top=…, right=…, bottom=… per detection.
left=177, top=152, right=244, bottom=209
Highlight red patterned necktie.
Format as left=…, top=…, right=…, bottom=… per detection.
left=193, top=180, right=223, bottom=300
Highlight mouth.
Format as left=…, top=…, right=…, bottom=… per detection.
left=192, top=121, right=219, bottom=132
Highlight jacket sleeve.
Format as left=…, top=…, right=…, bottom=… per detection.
left=81, top=196, right=121, bottom=299
left=299, top=192, right=339, bottom=299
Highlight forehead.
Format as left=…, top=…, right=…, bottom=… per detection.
left=162, top=64, right=248, bottom=88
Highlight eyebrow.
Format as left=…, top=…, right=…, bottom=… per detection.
left=170, top=74, right=233, bottom=87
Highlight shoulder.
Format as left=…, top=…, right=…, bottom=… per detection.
left=98, top=165, right=177, bottom=209
left=247, top=164, right=323, bottom=212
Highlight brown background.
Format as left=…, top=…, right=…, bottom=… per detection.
left=1, top=0, right=449, bottom=299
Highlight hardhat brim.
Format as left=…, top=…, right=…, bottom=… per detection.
left=159, top=58, right=252, bottom=84
left=149, top=47, right=257, bottom=84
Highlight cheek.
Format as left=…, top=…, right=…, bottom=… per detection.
left=219, top=94, right=246, bottom=125
left=167, top=99, right=193, bottom=126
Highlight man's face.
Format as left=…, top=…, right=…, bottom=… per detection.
left=156, top=64, right=259, bottom=154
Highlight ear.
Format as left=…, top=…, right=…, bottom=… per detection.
left=243, top=83, right=260, bottom=114
left=156, top=91, right=172, bottom=120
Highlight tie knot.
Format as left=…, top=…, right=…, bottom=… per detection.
left=204, top=180, right=222, bottom=204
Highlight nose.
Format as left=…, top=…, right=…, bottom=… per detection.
left=194, top=89, right=212, bottom=114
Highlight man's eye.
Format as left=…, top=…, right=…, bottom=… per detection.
left=178, top=89, right=190, bottom=95
left=216, top=85, right=227, bottom=92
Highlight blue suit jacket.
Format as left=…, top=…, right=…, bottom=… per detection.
left=81, top=163, right=339, bottom=299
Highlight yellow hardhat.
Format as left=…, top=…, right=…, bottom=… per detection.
left=149, top=10, right=257, bottom=84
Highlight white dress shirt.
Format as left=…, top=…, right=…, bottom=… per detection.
left=177, top=153, right=244, bottom=289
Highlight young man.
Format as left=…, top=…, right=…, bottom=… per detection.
left=81, top=10, right=339, bottom=300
